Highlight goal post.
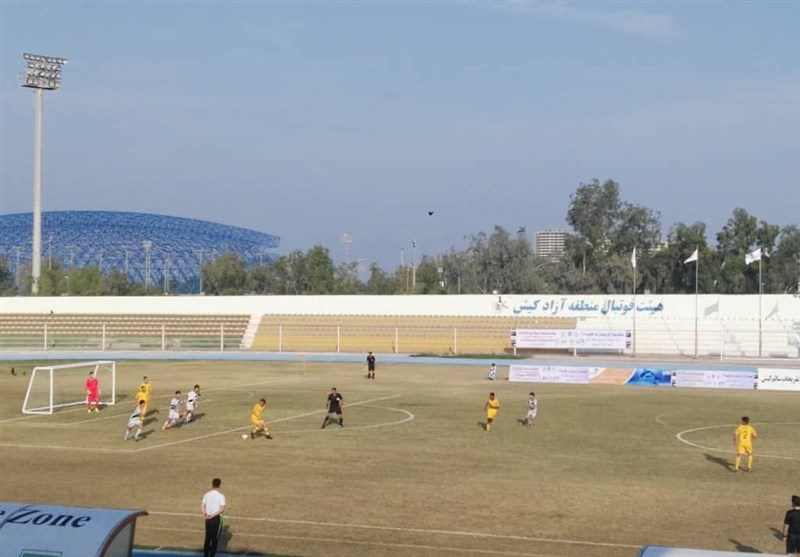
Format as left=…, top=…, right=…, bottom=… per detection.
left=22, top=360, right=116, bottom=415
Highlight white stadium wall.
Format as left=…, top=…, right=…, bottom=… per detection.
left=1, top=294, right=798, bottom=358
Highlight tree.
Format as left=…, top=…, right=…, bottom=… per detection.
left=566, top=179, right=621, bottom=251
left=642, top=222, right=711, bottom=294
left=0, top=256, right=13, bottom=294
left=365, top=263, right=394, bottom=294
left=37, top=260, right=68, bottom=296
left=333, top=262, right=364, bottom=294
left=768, top=226, right=800, bottom=293
left=202, top=253, right=247, bottom=295
left=302, top=245, right=335, bottom=294
left=715, top=208, right=764, bottom=294
left=68, top=267, right=104, bottom=295
left=105, top=269, right=136, bottom=295
left=564, top=179, right=662, bottom=293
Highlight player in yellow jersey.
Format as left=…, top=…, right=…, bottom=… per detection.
left=484, top=392, right=499, bottom=431
left=137, top=376, right=152, bottom=419
left=733, top=416, right=757, bottom=472
left=250, top=399, right=273, bottom=440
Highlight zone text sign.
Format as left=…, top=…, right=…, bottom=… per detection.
left=0, top=502, right=146, bottom=557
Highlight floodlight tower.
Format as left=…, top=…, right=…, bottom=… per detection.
left=143, top=241, right=153, bottom=291
left=20, top=53, right=67, bottom=294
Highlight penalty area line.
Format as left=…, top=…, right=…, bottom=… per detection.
left=148, top=510, right=640, bottom=550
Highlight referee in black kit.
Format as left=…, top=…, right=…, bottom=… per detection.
left=321, top=387, right=344, bottom=428
left=366, top=351, right=376, bottom=379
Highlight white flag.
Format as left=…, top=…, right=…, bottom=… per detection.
left=684, top=249, right=698, bottom=264
left=631, top=247, right=637, bottom=268
left=745, top=247, right=761, bottom=265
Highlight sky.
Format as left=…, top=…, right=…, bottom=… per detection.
left=1, top=1, right=798, bottom=267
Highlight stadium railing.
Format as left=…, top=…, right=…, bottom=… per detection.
left=0, top=313, right=249, bottom=351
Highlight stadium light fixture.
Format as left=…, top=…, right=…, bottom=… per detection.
left=143, top=241, right=153, bottom=291
left=20, top=52, right=68, bottom=294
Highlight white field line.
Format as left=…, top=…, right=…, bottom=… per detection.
left=676, top=421, right=800, bottom=461
left=0, top=394, right=406, bottom=454
left=269, top=404, right=414, bottom=435
left=10, top=399, right=216, bottom=427
left=147, top=511, right=640, bottom=550
left=0, top=375, right=300, bottom=424
left=0, top=442, right=129, bottom=454
left=142, top=525, right=563, bottom=557
left=654, top=409, right=681, bottom=428
left=131, top=394, right=403, bottom=453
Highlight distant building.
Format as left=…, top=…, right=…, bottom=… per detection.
left=0, top=211, right=280, bottom=292
left=534, top=230, right=567, bottom=259
left=649, top=241, right=669, bottom=254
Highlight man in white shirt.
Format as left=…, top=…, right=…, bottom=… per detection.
left=202, top=477, right=226, bottom=557
left=185, top=384, right=201, bottom=424
left=123, top=400, right=145, bottom=441
left=163, top=390, right=182, bottom=430
left=487, top=363, right=497, bottom=381
left=524, top=392, right=538, bottom=427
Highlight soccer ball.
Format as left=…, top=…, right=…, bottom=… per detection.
left=241, top=434, right=248, bottom=440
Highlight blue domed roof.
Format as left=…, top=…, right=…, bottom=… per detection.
left=0, top=211, right=280, bottom=289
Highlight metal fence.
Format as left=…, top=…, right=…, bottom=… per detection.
left=2, top=320, right=797, bottom=360
left=250, top=321, right=799, bottom=360
left=0, top=323, right=240, bottom=351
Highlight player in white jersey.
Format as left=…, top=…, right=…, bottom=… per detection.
left=184, top=384, right=201, bottom=424
left=124, top=400, right=146, bottom=441
left=163, top=390, right=182, bottom=430
left=487, top=363, right=497, bottom=381
left=523, top=392, right=538, bottom=427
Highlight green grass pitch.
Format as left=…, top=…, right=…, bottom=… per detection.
left=1, top=360, right=798, bottom=557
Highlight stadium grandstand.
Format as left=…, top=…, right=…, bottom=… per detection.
left=0, top=211, right=280, bottom=292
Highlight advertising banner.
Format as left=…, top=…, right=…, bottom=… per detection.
left=508, top=365, right=601, bottom=384
left=589, top=368, right=635, bottom=385
left=756, top=368, right=800, bottom=391
left=671, top=369, right=756, bottom=390
left=510, top=329, right=631, bottom=350
left=626, top=368, right=673, bottom=387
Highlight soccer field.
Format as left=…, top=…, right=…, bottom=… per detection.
left=0, top=359, right=798, bottom=557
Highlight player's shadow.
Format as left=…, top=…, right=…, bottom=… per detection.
left=728, top=539, right=761, bottom=553
left=143, top=416, right=159, bottom=427
left=704, top=453, right=732, bottom=471
left=477, top=421, right=486, bottom=431
left=189, top=412, right=205, bottom=424
left=218, top=524, right=233, bottom=552
left=769, top=527, right=784, bottom=540
left=137, top=429, right=155, bottom=440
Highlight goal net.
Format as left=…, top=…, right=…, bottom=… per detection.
left=22, top=360, right=116, bottom=415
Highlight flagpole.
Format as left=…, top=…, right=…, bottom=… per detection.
left=758, top=253, right=762, bottom=358
left=694, top=248, right=699, bottom=358
left=632, top=250, right=637, bottom=357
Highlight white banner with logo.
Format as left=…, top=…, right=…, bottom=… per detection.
left=508, top=365, right=604, bottom=384
left=671, top=369, right=756, bottom=390
left=510, top=329, right=630, bottom=350
left=756, top=368, right=800, bottom=391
